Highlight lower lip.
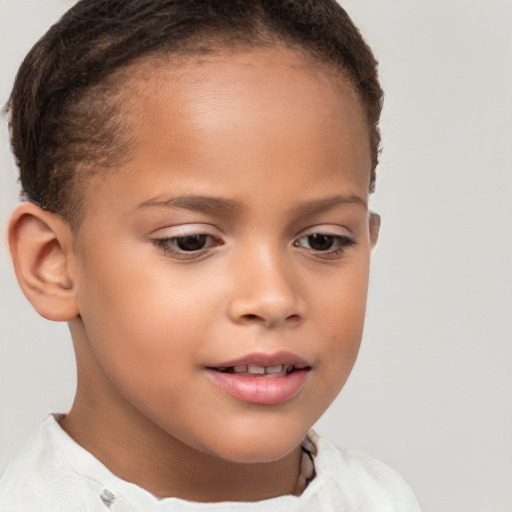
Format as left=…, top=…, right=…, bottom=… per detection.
left=205, top=369, right=309, bottom=406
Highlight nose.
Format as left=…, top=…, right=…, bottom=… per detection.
left=227, top=246, right=307, bottom=328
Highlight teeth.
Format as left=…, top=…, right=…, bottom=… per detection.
left=214, top=363, right=300, bottom=375
left=266, top=365, right=283, bottom=374
left=247, top=364, right=265, bottom=374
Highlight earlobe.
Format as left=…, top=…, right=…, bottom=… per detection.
left=369, top=211, right=381, bottom=248
left=8, top=202, right=79, bottom=321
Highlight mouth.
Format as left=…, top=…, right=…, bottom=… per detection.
left=205, top=351, right=312, bottom=405
left=206, top=351, right=312, bottom=374
left=207, top=363, right=309, bottom=378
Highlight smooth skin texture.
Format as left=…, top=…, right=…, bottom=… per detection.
left=9, top=49, right=380, bottom=502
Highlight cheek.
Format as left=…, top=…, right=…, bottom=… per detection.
left=322, top=254, right=369, bottom=322
left=315, top=258, right=370, bottom=377
left=75, top=248, right=210, bottom=377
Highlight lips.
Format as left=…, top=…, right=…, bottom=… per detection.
left=205, top=351, right=311, bottom=405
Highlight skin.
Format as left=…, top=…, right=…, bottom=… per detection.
left=9, top=48, right=379, bottom=502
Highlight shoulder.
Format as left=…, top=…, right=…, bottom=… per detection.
left=307, top=432, right=422, bottom=511
left=0, top=416, right=91, bottom=512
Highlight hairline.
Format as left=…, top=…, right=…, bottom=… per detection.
left=63, top=40, right=370, bottom=231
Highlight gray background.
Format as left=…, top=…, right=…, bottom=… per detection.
left=1, top=1, right=511, bottom=510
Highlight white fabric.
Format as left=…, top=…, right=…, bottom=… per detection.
left=0, top=415, right=421, bottom=511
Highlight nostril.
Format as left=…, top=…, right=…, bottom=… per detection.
left=241, top=312, right=301, bottom=325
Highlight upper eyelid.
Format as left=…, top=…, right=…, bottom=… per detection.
left=150, top=223, right=222, bottom=237
left=295, top=224, right=353, bottom=238
left=153, top=233, right=222, bottom=248
left=150, top=223, right=354, bottom=240
left=294, top=233, right=355, bottom=246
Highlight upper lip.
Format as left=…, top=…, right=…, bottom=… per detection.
left=206, top=351, right=311, bottom=369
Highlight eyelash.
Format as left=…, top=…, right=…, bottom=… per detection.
left=152, top=232, right=355, bottom=260
left=294, top=233, right=356, bottom=259
left=153, top=234, right=223, bottom=260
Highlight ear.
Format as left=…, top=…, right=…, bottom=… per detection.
left=369, top=211, right=381, bottom=248
left=8, top=202, right=79, bottom=321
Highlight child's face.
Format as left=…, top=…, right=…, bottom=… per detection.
left=70, top=49, right=374, bottom=464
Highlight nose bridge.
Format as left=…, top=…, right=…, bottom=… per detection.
left=228, top=241, right=306, bottom=327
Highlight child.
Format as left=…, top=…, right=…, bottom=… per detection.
left=0, top=0, right=421, bottom=510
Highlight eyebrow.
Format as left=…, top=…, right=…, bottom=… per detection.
left=134, top=193, right=366, bottom=216
left=292, top=194, right=367, bottom=218
left=135, top=194, right=240, bottom=214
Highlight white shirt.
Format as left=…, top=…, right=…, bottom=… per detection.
left=0, top=415, right=421, bottom=511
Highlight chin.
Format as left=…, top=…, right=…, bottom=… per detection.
left=205, top=427, right=306, bottom=464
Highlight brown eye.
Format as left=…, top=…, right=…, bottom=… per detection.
left=154, top=233, right=222, bottom=258
left=306, top=234, right=335, bottom=251
left=294, top=232, right=356, bottom=258
left=175, top=234, right=208, bottom=251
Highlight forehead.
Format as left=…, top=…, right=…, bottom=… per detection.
left=80, top=49, right=371, bottom=219
left=132, top=50, right=368, bottom=163
left=139, top=48, right=366, bottom=130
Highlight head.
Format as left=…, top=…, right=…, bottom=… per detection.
left=7, top=0, right=383, bottom=480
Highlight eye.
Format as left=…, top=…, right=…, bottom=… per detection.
left=153, top=233, right=222, bottom=259
left=294, top=233, right=355, bottom=258
left=170, top=234, right=209, bottom=251
left=300, top=234, right=336, bottom=251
